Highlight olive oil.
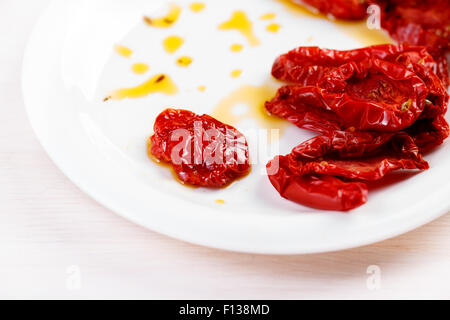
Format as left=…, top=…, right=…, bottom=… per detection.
left=163, top=35, right=184, bottom=54
left=143, top=3, right=181, bottom=28
left=218, top=11, right=260, bottom=46
left=114, top=45, right=133, bottom=58
left=106, top=74, right=178, bottom=100
left=131, top=63, right=149, bottom=74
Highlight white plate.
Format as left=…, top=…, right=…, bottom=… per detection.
left=23, top=0, right=450, bottom=254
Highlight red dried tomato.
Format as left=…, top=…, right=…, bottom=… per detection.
left=293, top=0, right=368, bottom=20
left=265, top=85, right=343, bottom=134
left=369, top=0, right=450, bottom=86
left=371, top=0, right=450, bottom=55
left=407, top=115, right=450, bottom=152
left=272, top=45, right=447, bottom=112
left=267, top=131, right=429, bottom=211
left=268, top=58, right=429, bottom=132
left=268, top=45, right=449, bottom=135
left=150, top=109, right=251, bottom=187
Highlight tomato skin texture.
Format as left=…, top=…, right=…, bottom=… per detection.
left=268, top=157, right=368, bottom=211
left=289, top=1, right=449, bottom=85
left=407, top=115, right=450, bottom=152
left=267, top=131, right=428, bottom=211
left=293, top=0, right=368, bottom=20
left=150, top=109, right=251, bottom=187
left=370, top=1, right=450, bottom=55
left=269, top=59, right=429, bottom=132
left=266, top=44, right=448, bottom=211
left=271, top=45, right=448, bottom=117
left=268, top=44, right=449, bottom=149
left=368, top=0, right=450, bottom=87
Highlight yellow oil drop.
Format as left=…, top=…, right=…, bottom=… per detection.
left=198, top=85, right=206, bottom=92
left=131, top=63, right=149, bottom=74
left=266, top=23, right=281, bottom=33
left=260, top=13, right=276, bottom=20
left=114, top=45, right=133, bottom=58
left=176, top=56, right=193, bottom=67
left=190, top=2, right=206, bottom=12
left=163, top=35, right=184, bottom=54
left=307, top=36, right=314, bottom=42
left=274, top=0, right=393, bottom=46
left=143, top=3, right=181, bottom=28
left=230, top=44, right=244, bottom=52
left=107, top=74, right=178, bottom=100
left=216, top=199, right=225, bottom=204
left=231, top=69, right=242, bottom=78
left=212, top=84, right=288, bottom=139
left=218, top=11, right=260, bottom=46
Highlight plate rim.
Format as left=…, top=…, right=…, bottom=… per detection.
left=22, top=0, right=450, bottom=255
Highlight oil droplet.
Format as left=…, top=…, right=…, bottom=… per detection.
left=131, top=63, right=149, bottom=74
left=190, top=2, right=206, bottom=12
left=107, top=74, right=178, bottom=100
left=307, top=36, right=314, bottom=42
left=176, top=56, right=193, bottom=67
left=163, top=35, right=184, bottom=53
left=260, top=13, right=276, bottom=20
left=114, top=45, right=133, bottom=58
left=143, top=3, right=181, bottom=28
left=231, top=69, right=242, bottom=78
left=212, top=84, right=288, bottom=138
left=218, top=11, right=260, bottom=46
left=266, top=23, right=281, bottom=33
left=198, top=85, right=206, bottom=92
left=230, top=43, right=244, bottom=52
left=216, top=199, right=225, bottom=204
left=274, top=0, right=393, bottom=46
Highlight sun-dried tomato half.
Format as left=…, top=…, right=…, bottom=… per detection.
left=149, top=109, right=251, bottom=187
left=272, top=45, right=448, bottom=115
left=268, top=159, right=369, bottom=211
left=268, top=45, right=450, bottom=137
left=271, top=45, right=433, bottom=85
left=268, top=58, right=429, bottom=132
left=267, top=131, right=429, bottom=211
left=371, top=0, right=450, bottom=55
left=406, top=115, right=450, bottom=152
left=265, top=85, right=344, bottom=134
left=370, top=0, right=450, bottom=86
left=293, top=0, right=368, bottom=20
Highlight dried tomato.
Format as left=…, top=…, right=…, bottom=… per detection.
left=268, top=45, right=448, bottom=134
left=294, top=0, right=368, bottom=20
left=268, top=58, right=429, bottom=132
left=369, top=0, right=450, bottom=86
left=268, top=160, right=369, bottom=211
left=265, top=85, right=343, bottom=134
left=267, top=130, right=429, bottom=211
left=150, top=109, right=251, bottom=187
left=407, top=115, right=450, bottom=152
left=272, top=45, right=447, bottom=113
left=371, top=0, right=450, bottom=55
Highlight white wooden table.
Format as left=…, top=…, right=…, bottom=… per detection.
left=1, top=0, right=450, bottom=300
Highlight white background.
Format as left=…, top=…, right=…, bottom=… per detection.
left=1, top=0, right=450, bottom=299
